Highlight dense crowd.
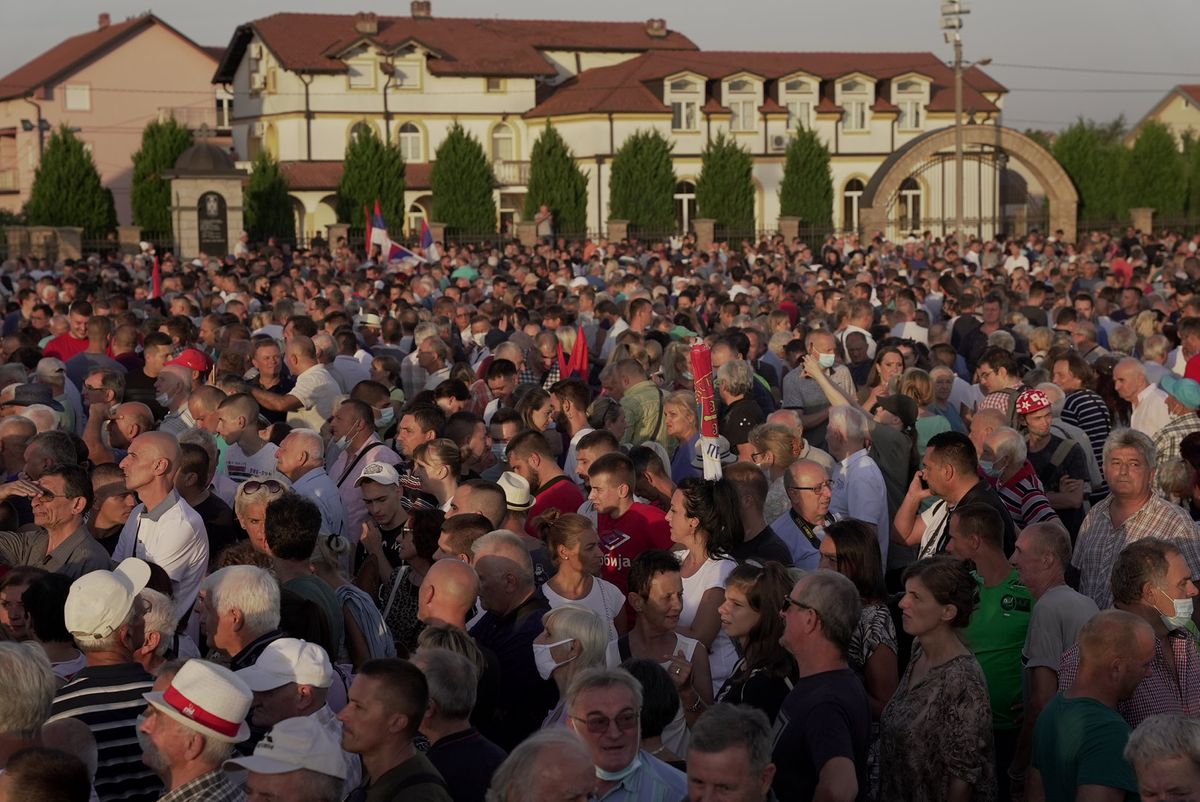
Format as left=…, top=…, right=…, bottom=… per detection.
left=0, top=225, right=1199, bottom=801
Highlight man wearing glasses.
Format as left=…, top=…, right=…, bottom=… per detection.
left=0, top=463, right=110, bottom=578
left=565, top=667, right=685, bottom=802
left=769, top=459, right=837, bottom=570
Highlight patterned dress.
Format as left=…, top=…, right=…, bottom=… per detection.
left=848, top=603, right=898, bottom=802
left=378, top=565, right=424, bottom=656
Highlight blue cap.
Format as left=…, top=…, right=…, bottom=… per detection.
left=1159, top=374, right=1200, bottom=410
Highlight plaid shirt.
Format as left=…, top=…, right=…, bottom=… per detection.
left=1072, top=493, right=1200, bottom=609
left=1155, top=411, right=1200, bottom=471
left=159, top=770, right=245, bottom=802
left=1059, top=629, right=1200, bottom=728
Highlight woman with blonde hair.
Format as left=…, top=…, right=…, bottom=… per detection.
left=747, top=423, right=798, bottom=522
left=1133, top=309, right=1163, bottom=341
left=664, top=391, right=700, bottom=483
left=897, top=368, right=951, bottom=452
left=536, top=511, right=626, bottom=639
left=534, top=604, right=610, bottom=727
left=411, top=438, right=463, bottom=512
left=1027, top=327, right=1054, bottom=368
left=660, top=342, right=694, bottom=392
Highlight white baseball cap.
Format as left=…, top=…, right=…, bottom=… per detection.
left=223, top=715, right=347, bottom=779
left=355, top=461, right=401, bottom=487
left=64, top=558, right=151, bottom=641
left=235, top=638, right=333, bottom=691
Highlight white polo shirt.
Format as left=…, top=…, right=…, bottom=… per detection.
left=113, top=491, right=208, bottom=626
left=288, top=364, right=342, bottom=430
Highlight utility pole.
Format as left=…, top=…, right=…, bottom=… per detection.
left=942, top=2, right=968, bottom=242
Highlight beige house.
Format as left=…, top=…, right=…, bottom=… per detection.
left=1125, top=85, right=1200, bottom=148
left=0, top=13, right=231, bottom=225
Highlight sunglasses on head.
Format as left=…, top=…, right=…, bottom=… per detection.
left=240, top=479, right=286, bottom=496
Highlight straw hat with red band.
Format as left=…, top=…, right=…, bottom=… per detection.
left=1015, top=388, right=1051, bottom=416
left=144, top=659, right=252, bottom=743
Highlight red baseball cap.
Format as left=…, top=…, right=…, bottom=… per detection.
left=167, top=348, right=212, bottom=374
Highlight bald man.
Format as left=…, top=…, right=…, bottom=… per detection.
left=83, top=401, right=153, bottom=466
left=418, top=559, right=480, bottom=629
left=770, top=459, right=835, bottom=570
left=113, top=432, right=209, bottom=625
left=251, top=336, right=341, bottom=431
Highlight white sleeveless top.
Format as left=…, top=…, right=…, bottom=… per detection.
left=676, top=550, right=739, bottom=697
left=542, top=575, right=626, bottom=641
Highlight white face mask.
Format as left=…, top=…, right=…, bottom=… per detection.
left=818, top=353, right=836, bottom=369
left=532, top=638, right=575, bottom=680
left=155, top=391, right=171, bottom=408
left=473, top=332, right=488, bottom=347
left=1158, top=587, right=1194, bottom=631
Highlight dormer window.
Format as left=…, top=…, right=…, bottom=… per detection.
left=895, top=79, right=925, bottom=131
left=728, top=78, right=756, bottom=131
left=348, top=59, right=375, bottom=89
left=781, top=77, right=815, bottom=130
left=667, top=78, right=701, bottom=132
left=839, top=79, right=869, bottom=131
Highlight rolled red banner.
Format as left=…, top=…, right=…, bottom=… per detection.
left=690, top=342, right=722, bottom=480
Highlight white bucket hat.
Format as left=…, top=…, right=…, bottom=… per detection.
left=498, top=471, right=534, bottom=511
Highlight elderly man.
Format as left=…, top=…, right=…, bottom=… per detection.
left=139, top=659, right=252, bottom=801
left=1155, top=372, right=1200, bottom=475
left=980, top=426, right=1060, bottom=533
left=113, top=432, right=208, bottom=625
left=83, top=400, right=153, bottom=467
left=252, top=336, right=341, bottom=431
left=1029, top=611, right=1154, bottom=802
left=687, top=704, right=778, bottom=802
left=469, top=530, right=555, bottom=751
left=328, top=399, right=401, bottom=542
left=0, top=463, right=109, bottom=578
left=199, top=565, right=289, bottom=670
left=48, top=558, right=160, bottom=802
left=1060, top=539, right=1200, bottom=728
left=1114, top=358, right=1171, bottom=438
left=770, top=459, right=835, bottom=569
left=718, top=360, right=766, bottom=462
left=154, top=365, right=194, bottom=438
left=1125, top=715, right=1200, bottom=801
left=275, top=429, right=344, bottom=538
left=565, top=667, right=686, bottom=801
left=417, top=558, right=480, bottom=630
left=488, top=728, right=595, bottom=802
left=782, top=329, right=855, bottom=451
left=1072, top=429, right=1200, bottom=609
left=418, top=337, right=453, bottom=391
left=826, top=405, right=889, bottom=562
left=223, top=716, right=346, bottom=802
left=772, top=570, right=868, bottom=801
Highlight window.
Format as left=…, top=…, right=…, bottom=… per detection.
left=674, top=181, right=697, bottom=233
left=491, top=123, right=514, bottom=161
left=348, top=60, right=375, bottom=89
left=899, top=177, right=922, bottom=232
left=843, top=178, right=865, bottom=231
left=840, top=79, right=869, bottom=131
left=390, top=61, right=421, bottom=90
left=215, top=97, right=232, bottom=131
left=842, top=79, right=863, bottom=92
left=667, top=77, right=701, bottom=132
left=64, top=84, right=90, bottom=111
left=731, top=100, right=756, bottom=131
left=729, top=79, right=753, bottom=93
left=781, top=77, right=815, bottom=131
left=397, top=122, right=422, bottom=162
left=407, top=197, right=430, bottom=235
left=486, top=77, right=504, bottom=93
left=895, top=79, right=924, bottom=130
left=670, top=79, right=697, bottom=92
left=786, top=101, right=812, bottom=130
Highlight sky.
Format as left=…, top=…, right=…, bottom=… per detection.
left=4, top=0, right=1199, bottom=132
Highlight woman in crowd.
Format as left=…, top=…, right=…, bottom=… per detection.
left=714, top=561, right=796, bottom=723
left=748, top=423, right=798, bottom=523
left=411, top=438, right=462, bottom=513
left=536, top=511, right=626, bottom=639
left=587, top=396, right=627, bottom=442
left=660, top=342, right=694, bottom=393
left=370, top=355, right=405, bottom=403
left=233, top=478, right=288, bottom=553
left=1027, top=326, right=1053, bottom=368
left=310, top=532, right=396, bottom=669
left=667, top=478, right=742, bottom=696
left=535, top=604, right=610, bottom=727
left=366, top=506, right=443, bottom=656
left=664, top=391, right=701, bottom=483
left=879, top=556, right=996, bottom=802
left=898, top=368, right=952, bottom=452
left=859, top=345, right=907, bottom=409
left=620, top=658, right=686, bottom=769
left=515, top=387, right=563, bottom=459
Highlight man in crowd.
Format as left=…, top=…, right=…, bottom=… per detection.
left=587, top=452, right=672, bottom=596
left=826, top=405, right=889, bottom=563
left=222, top=716, right=346, bottom=802
left=275, top=429, right=344, bottom=539
left=686, top=704, right=778, bottom=802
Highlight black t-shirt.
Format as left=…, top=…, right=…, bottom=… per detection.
left=250, top=373, right=297, bottom=424
left=924, top=479, right=1018, bottom=557
left=724, top=397, right=765, bottom=449
left=1027, top=434, right=1089, bottom=536
left=730, top=525, right=794, bottom=567
left=191, top=493, right=243, bottom=564
left=771, top=668, right=871, bottom=802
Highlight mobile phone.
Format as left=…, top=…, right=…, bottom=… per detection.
left=919, top=474, right=929, bottom=490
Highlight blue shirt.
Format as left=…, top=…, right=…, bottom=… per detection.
left=597, top=752, right=686, bottom=802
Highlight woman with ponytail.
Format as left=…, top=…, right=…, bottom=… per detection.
left=411, top=438, right=462, bottom=513
left=536, top=511, right=626, bottom=639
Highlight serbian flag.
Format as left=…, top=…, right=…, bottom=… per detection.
left=557, top=325, right=588, bottom=380
left=690, top=343, right=722, bottom=480
left=151, top=254, right=162, bottom=299
left=366, top=200, right=419, bottom=265
left=420, top=219, right=441, bottom=263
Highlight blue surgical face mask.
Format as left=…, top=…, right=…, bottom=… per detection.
left=818, top=353, right=836, bottom=369
left=377, top=406, right=395, bottom=429
left=1158, top=587, right=1194, bottom=630
left=979, top=459, right=1002, bottom=478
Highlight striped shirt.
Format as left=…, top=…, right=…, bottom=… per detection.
left=47, top=662, right=161, bottom=802
left=989, top=462, right=1061, bottom=530
left=1061, top=390, right=1112, bottom=471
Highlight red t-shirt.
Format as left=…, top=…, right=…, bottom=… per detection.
left=596, top=502, right=673, bottom=595
left=526, top=476, right=585, bottom=536
left=43, top=334, right=88, bottom=362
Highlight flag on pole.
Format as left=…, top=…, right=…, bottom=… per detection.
left=364, top=203, right=373, bottom=255
left=367, top=200, right=420, bottom=265
left=557, top=325, right=589, bottom=380
left=420, top=219, right=441, bottom=263
left=690, top=342, right=722, bottom=481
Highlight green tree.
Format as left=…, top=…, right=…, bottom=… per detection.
left=1052, top=119, right=1126, bottom=221
left=24, top=125, right=116, bottom=236
left=1184, top=132, right=1200, bottom=216
left=130, top=117, right=193, bottom=232
left=608, top=129, right=676, bottom=231
left=1123, top=121, right=1186, bottom=217
left=245, top=150, right=294, bottom=241
left=778, top=127, right=833, bottom=226
left=695, top=132, right=755, bottom=232
left=431, top=123, right=497, bottom=233
left=524, top=124, right=588, bottom=234
left=1023, top=128, right=1054, bottom=151
left=336, top=124, right=406, bottom=229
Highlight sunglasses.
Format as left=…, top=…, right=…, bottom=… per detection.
left=570, top=710, right=639, bottom=735
left=239, top=479, right=286, bottom=496
left=781, top=596, right=817, bottom=615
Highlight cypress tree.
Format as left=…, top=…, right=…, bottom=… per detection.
left=245, top=150, right=294, bottom=241
left=778, top=127, right=833, bottom=226
left=130, top=117, right=193, bottom=232
left=24, top=125, right=117, bottom=236
left=1122, top=121, right=1186, bottom=217
left=695, top=132, right=755, bottom=232
left=431, top=123, right=497, bottom=233
left=336, top=124, right=406, bottom=229
left=1052, top=119, right=1125, bottom=221
left=524, top=124, right=588, bottom=235
left=608, top=129, right=676, bottom=231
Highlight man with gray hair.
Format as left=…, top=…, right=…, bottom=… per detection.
left=1113, top=357, right=1171, bottom=438
left=1072, top=429, right=1200, bottom=609
left=1125, top=714, right=1200, bottom=800
left=198, top=564, right=283, bottom=670
left=412, top=646, right=506, bottom=802
left=274, top=429, right=343, bottom=538
left=687, top=704, right=778, bottom=801
left=981, top=426, right=1061, bottom=531
left=772, top=570, right=868, bottom=801
left=486, top=728, right=595, bottom=802
left=469, top=530, right=555, bottom=751
left=153, top=364, right=194, bottom=438
left=222, top=716, right=346, bottom=802
left=717, top=359, right=765, bottom=462
left=401, top=321, right=439, bottom=401
left=0, top=641, right=58, bottom=768
left=826, top=404, right=889, bottom=562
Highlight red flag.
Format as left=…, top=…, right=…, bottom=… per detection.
left=558, top=325, right=589, bottom=379
left=364, top=203, right=372, bottom=254
left=151, top=254, right=161, bottom=300
left=690, top=343, right=722, bottom=480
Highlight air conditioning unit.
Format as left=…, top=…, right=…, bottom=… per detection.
left=249, top=42, right=263, bottom=60
left=251, top=121, right=266, bottom=137
left=769, top=134, right=788, bottom=152
left=250, top=73, right=266, bottom=92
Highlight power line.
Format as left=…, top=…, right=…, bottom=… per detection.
left=992, top=62, right=1200, bottom=78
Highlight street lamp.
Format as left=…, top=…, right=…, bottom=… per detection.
left=941, top=2, right=989, bottom=241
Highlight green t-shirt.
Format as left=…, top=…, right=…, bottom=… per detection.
left=1032, top=694, right=1139, bottom=801
left=963, top=568, right=1033, bottom=730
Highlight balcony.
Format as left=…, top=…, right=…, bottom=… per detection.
left=157, top=107, right=231, bottom=136
left=0, top=168, right=17, bottom=193
left=493, top=160, right=531, bottom=187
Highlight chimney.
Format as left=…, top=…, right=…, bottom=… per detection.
left=411, top=1, right=432, bottom=19
left=354, top=12, right=378, bottom=35
left=645, top=18, right=667, bottom=38
left=98, top=12, right=111, bottom=29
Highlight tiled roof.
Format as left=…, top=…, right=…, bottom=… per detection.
left=280, top=160, right=431, bottom=191
left=759, top=97, right=787, bottom=115
left=526, top=50, right=1002, bottom=118
left=214, top=13, right=697, bottom=81
left=871, top=98, right=900, bottom=113
left=0, top=14, right=216, bottom=101
left=1179, top=85, right=1200, bottom=105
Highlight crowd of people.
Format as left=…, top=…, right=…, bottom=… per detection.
left=0, top=224, right=1199, bottom=801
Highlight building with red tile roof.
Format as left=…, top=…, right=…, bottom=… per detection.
left=1124, top=85, right=1200, bottom=148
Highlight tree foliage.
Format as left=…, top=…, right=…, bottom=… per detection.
left=778, top=127, right=833, bottom=226
left=1184, top=132, right=1200, bottom=217
left=336, top=124, right=406, bottom=229
left=524, top=124, right=588, bottom=234
left=430, top=123, right=496, bottom=233
left=24, top=125, right=117, bottom=236
left=608, top=129, right=677, bottom=231
left=130, top=117, right=193, bottom=232
left=1122, top=121, right=1186, bottom=217
left=695, top=132, right=755, bottom=231
left=1051, top=119, right=1126, bottom=221
left=245, top=150, right=294, bottom=242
